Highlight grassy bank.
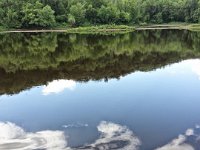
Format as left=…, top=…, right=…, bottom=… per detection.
left=0, top=25, right=135, bottom=34
left=62, top=25, right=135, bottom=33
left=1, top=24, right=200, bottom=34
left=187, top=24, right=200, bottom=31
left=136, top=23, right=200, bottom=31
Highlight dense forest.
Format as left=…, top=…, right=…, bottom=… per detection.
left=0, top=0, right=200, bottom=28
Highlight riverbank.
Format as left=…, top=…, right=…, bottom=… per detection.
left=136, top=23, right=200, bottom=31
left=0, top=24, right=200, bottom=33
left=0, top=25, right=135, bottom=34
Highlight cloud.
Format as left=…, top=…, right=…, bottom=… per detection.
left=196, top=125, right=200, bottom=129
left=0, top=122, right=68, bottom=150
left=1, top=121, right=200, bottom=150
left=182, top=59, right=200, bottom=80
left=155, top=134, right=194, bottom=150
left=0, top=121, right=141, bottom=150
left=190, top=59, right=200, bottom=80
left=79, top=121, right=141, bottom=150
left=185, top=129, right=194, bottom=136
left=167, top=59, right=200, bottom=79
left=155, top=125, right=200, bottom=150
left=62, top=123, right=88, bottom=128
left=42, top=80, right=76, bottom=95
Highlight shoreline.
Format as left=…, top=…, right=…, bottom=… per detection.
left=0, top=24, right=199, bottom=33
left=135, top=24, right=200, bottom=31
left=0, top=29, right=134, bottom=33
left=0, top=25, right=135, bottom=34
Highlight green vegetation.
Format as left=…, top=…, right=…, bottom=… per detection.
left=0, top=26, right=5, bottom=31
left=61, top=25, right=135, bottom=33
left=0, top=0, right=200, bottom=29
left=22, top=1, right=56, bottom=28
left=0, top=30, right=200, bottom=94
left=188, top=24, right=200, bottom=31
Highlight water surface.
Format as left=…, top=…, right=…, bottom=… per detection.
left=0, top=30, right=200, bottom=150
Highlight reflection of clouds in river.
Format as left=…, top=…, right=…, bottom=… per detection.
left=155, top=125, right=200, bottom=150
left=42, top=80, right=76, bottom=95
left=180, top=59, right=200, bottom=79
left=191, top=60, right=200, bottom=80
left=0, top=122, right=67, bottom=150
left=79, top=121, right=141, bottom=150
left=166, top=59, right=200, bottom=79
left=155, top=135, right=194, bottom=150
left=0, top=121, right=141, bottom=150
left=63, top=123, right=88, bottom=128
left=3, top=121, right=200, bottom=150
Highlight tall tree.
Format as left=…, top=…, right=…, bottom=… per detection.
left=22, top=1, right=55, bottom=28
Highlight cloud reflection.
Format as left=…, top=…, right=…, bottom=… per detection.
left=1, top=121, right=200, bottom=150
left=42, top=80, right=76, bottom=95
left=155, top=125, right=200, bottom=150
left=155, top=135, right=194, bottom=150
left=166, top=59, right=200, bottom=80
left=0, top=121, right=141, bottom=150
left=0, top=122, right=67, bottom=150
left=191, top=60, right=200, bottom=80
left=79, top=121, right=141, bottom=150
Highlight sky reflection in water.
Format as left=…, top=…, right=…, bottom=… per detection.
left=0, top=121, right=141, bottom=150
left=0, top=121, right=200, bottom=150
left=0, top=59, right=200, bottom=150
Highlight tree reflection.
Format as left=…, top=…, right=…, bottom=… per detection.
left=0, top=30, right=200, bottom=95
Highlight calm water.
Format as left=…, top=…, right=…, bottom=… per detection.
left=0, top=30, right=200, bottom=150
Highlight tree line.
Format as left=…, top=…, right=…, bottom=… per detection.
left=0, top=0, right=200, bottom=28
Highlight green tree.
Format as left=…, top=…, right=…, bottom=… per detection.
left=0, top=0, right=23, bottom=28
left=97, top=5, right=120, bottom=24
left=85, top=4, right=98, bottom=24
left=184, top=0, right=199, bottom=22
left=68, top=14, right=76, bottom=26
left=119, top=11, right=131, bottom=23
left=22, top=1, right=55, bottom=28
left=41, top=0, right=69, bottom=23
left=1, top=0, right=200, bottom=28
left=68, top=3, right=86, bottom=26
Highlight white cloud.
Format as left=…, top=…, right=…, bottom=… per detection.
left=191, top=60, right=200, bottom=80
left=0, top=121, right=141, bottom=150
left=166, top=59, right=200, bottom=79
left=0, top=122, right=68, bottom=150
left=182, top=59, right=200, bottom=80
left=155, top=134, right=194, bottom=150
left=0, top=122, right=25, bottom=140
left=81, top=121, right=141, bottom=150
left=62, top=123, right=88, bottom=128
left=196, top=125, right=200, bottom=129
left=42, top=80, right=76, bottom=95
left=185, top=129, right=194, bottom=136
left=155, top=126, right=199, bottom=150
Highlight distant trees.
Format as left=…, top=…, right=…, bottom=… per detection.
left=0, top=0, right=200, bottom=28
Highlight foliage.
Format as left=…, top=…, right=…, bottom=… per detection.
left=68, top=3, right=86, bottom=26
left=22, top=1, right=55, bottom=28
left=97, top=5, right=120, bottom=24
left=0, top=0, right=200, bottom=28
left=0, top=0, right=23, bottom=28
left=63, top=25, right=135, bottom=33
